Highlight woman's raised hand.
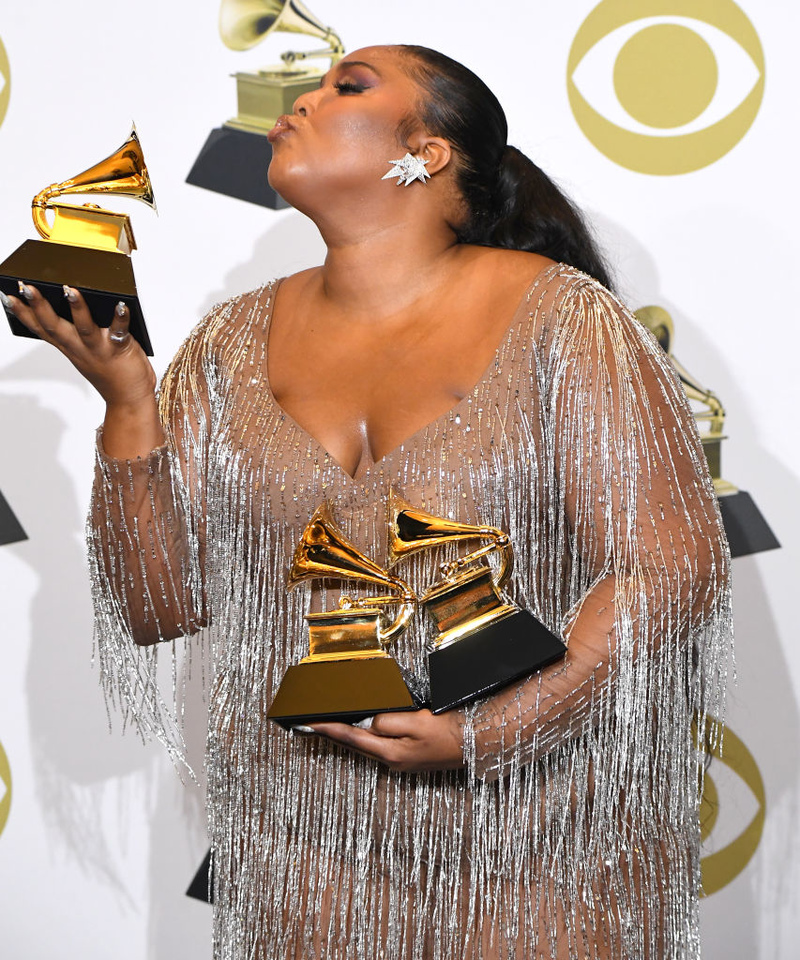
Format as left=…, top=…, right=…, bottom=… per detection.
left=3, top=282, right=165, bottom=458
left=4, top=282, right=156, bottom=405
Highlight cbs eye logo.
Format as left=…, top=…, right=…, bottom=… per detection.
left=567, top=0, right=764, bottom=175
left=0, top=35, right=9, bottom=131
left=696, top=716, right=765, bottom=896
left=0, top=738, right=11, bottom=841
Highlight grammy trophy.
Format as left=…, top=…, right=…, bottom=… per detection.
left=0, top=126, right=156, bottom=355
left=267, top=502, right=421, bottom=729
left=388, top=492, right=567, bottom=713
left=186, top=0, right=344, bottom=209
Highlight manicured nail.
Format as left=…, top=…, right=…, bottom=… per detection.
left=63, top=285, right=78, bottom=302
left=292, top=725, right=315, bottom=735
left=115, top=300, right=127, bottom=317
left=18, top=281, right=33, bottom=300
left=0, top=291, right=14, bottom=314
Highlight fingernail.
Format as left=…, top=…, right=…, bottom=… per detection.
left=63, top=285, right=78, bottom=302
left=292, top=725, right=315, bottom=735
left=18, top=281, right=33, bottom=300
left=115, top=301, right=127, bottom=317
left=0, top=291, right=14, bottom=314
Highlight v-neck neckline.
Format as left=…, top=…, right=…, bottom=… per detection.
left=261, top=262, right=563, bottom=482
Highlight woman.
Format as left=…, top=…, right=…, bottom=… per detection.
left=4, top=45, right=730, bottom=960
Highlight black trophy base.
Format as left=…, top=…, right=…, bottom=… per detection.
left=186, top=848, right=214, bottom=904
left=428, top=609, right=567, bottom=713
left=267, top=656, right=419, bottom=729
left=0, top=239, right=153, bottom=355
left=0, top=490, right=27, bottom=546
left=186, top=126, right=289, bottom=210
left=717, top=490, right=780, bottom=558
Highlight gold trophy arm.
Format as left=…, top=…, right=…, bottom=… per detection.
left=670, top=356, right=726, bottom=436
left=378, top=589, right=416, bottom=647
left=440, top=535, right=514, bottom=589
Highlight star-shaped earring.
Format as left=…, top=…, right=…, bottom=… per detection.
left=381, top=153, right=431, bottom=186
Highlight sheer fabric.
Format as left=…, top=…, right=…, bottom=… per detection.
left=87, top=264, right=731, bottom=959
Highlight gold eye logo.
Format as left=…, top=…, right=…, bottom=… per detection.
left=696, top=716, right=766, bottom=896
left=567, top=0, right=765, bottom=175
left=0, top=36, right=9, bottom=131
left=0, top=738, right=11, bottom=840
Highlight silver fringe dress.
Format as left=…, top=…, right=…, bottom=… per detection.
left=87, top=264, right=732, bottom=959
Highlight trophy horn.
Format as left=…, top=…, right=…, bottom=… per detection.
left=31, top=126, right=156, bottom=243
left=219, top=0, right=344, bottom=62
left=288, top=502, right=415, bottom=644
left=388, top=491, right=514, bottom=589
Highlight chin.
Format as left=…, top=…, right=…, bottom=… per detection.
left=267, top=159, right=303, bottom=209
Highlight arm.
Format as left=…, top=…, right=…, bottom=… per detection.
left=6, top=284, right=216, bottom=751
left=466, top=279, right=730, bottom=780
left=87, top=316, right=214, bottom=646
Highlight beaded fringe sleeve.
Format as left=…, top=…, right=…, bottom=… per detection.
left=87, top=264, right=732, bottom=960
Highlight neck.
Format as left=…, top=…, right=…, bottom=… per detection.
left=309, top=198, right=462, bottom=319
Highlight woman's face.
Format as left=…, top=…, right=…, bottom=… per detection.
left=267, top=46, right=425, bottom=208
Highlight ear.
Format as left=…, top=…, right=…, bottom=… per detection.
left=409, top=135, right=453, bottom=176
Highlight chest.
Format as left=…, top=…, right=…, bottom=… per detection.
left=266, top=294, right=530, bottom=478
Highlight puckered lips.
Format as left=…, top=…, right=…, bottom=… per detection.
left=268, top=115, right=298, bottom=143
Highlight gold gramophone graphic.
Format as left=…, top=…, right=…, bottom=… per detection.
left=0, top=126, right=155, bottom=354
left=388, top=492, right=567, bottom=713
left=186, top=0, right=344, bottom=209
left=635, top=306, right=734, bottom=496
left=267, top=502, right=420, bottom=729
left=634, top=305, right=780, bottom=558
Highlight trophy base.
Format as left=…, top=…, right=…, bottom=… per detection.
left=0, top=239, right=153, bottom=355
left=0, top=490, right=27, bottom=546
left=428, top=609, right=567, bottom=713
left=186, top=126, right=289, bottom=210
left=717, top=489, right=780, bottom=558
left=267, top=656, right=420, bottom=729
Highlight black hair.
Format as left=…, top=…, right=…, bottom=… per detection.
left=397, top=45, right=614, bottom=291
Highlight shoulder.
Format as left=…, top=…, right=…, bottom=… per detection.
left=538, top=264, right=648, bottom=345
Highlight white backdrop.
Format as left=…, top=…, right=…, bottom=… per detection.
left=0, top=2, right=797, bottom=957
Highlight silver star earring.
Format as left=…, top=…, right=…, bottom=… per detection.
left=382, top=153, right=431, bottom=186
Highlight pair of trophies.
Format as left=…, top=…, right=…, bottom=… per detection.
left=267, top=493, right=568, bottom=728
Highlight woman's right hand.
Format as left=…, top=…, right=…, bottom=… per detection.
left=4, top=282, right=166, bottom=458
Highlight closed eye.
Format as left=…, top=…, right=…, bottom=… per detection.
left=334, top=80, right=366, bottom=94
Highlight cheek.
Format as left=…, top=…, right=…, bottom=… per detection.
left=318, top=110, right=400, bottom=164
left=270, top=113, right=398, bottom=193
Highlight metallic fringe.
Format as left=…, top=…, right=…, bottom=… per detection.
left=86, top=265, right=732, bottom=959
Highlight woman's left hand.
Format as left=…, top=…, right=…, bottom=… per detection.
left=308, top=709, right=465, bottom=773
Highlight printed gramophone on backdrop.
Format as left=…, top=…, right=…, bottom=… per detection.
left=267, top=502, right=422, bottom=729
left=388, top=492, right=567, bottom=714
left=186, top=0, right=344, bottom=209
left=634, top=305, right=779, bottom=559
left=0, top=126, right=156, bottom=355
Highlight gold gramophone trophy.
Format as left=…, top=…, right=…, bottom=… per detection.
left=388, top=493, right=567, bottom=713
left=186, top=0, right=344, bottom=209
left=0, top=126, right=156, bottom=354
left=267, top=502, right=421, bottom=729
left=635, top=306, right=735, bottom=496
left=634, top=305, right=780, bottom=558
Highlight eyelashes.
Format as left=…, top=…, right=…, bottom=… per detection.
left=333, top=80, right=367, bottom=95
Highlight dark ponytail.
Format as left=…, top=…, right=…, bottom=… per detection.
left=397, top=45, right=614, bottom=291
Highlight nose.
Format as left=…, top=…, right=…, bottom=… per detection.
left=293, top=87, right=319, bottom=117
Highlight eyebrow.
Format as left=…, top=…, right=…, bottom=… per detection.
left=320, top=60, right=383, bottom=86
